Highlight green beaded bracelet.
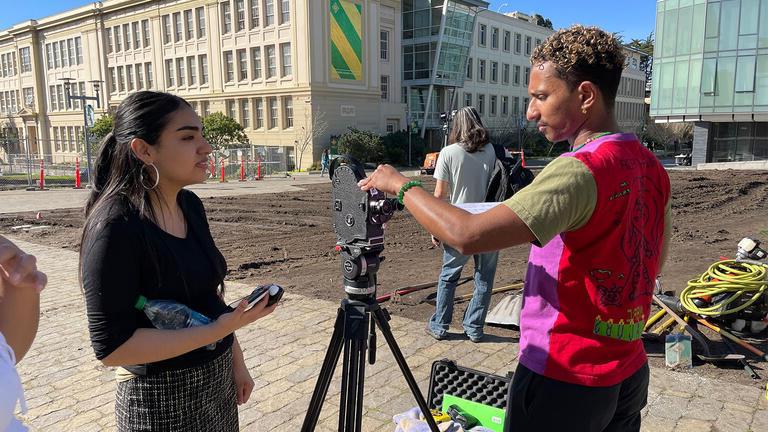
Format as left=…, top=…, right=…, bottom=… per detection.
left=397, top=180, right=423, bottom=205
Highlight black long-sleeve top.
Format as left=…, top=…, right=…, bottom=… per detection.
left=81, top=189, right=233, bottom=375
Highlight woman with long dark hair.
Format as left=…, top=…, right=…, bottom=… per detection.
left=426, top=106, right=499, bottom=343
left=80, top=91, right=275, bottom=431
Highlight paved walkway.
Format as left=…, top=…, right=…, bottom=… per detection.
left=10, top=238, right=768, bottom=431
left=0, top=175, right=331, bottom=214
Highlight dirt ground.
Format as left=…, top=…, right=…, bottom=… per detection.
left=2, top=169, right=768, bottom=388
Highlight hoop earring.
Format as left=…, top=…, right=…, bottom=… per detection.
left=141, top=163, right=160, bottom=190
left=581, top=107, right=588, bottom=115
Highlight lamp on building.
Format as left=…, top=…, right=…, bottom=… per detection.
left=59, top=77, right=102, bottom=187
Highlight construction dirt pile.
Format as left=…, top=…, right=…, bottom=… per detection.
left=2, top=169, right=767, bottom=387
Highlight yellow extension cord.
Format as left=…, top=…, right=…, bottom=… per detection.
left=680, top=260, right=768, bottom=316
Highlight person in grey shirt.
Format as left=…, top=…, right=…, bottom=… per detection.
left=428, top=106, right=499, bottom=342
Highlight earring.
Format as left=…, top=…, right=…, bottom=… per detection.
left=140, top=163, right=160, bottom=190
left=581, top=107, right=588, bottom=114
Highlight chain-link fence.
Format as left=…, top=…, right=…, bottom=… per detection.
left=205, top=145, right=291, bottom=181
left=0, top=153, right=88, bottom=190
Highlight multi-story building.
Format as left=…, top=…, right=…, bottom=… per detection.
left=650, top=0, right=768, bottom=165
left=0, top=0, right=406, bottom=169
left=616, top=46, right=648, bottom=132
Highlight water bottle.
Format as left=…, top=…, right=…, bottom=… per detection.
left=134, top=295, right=217, bottom=350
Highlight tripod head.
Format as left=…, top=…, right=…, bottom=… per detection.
left=330, top=155, right=403, bottom=298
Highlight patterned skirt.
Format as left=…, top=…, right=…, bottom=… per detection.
left=115, top=348, right=238, bottom=432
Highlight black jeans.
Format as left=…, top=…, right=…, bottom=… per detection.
left=505, top=362, right=649, bottom=432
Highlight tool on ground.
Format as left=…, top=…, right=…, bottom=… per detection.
left=653, top=294, right=744, bottom=362
left=453, top=283, right=523, bottom=302
left=485, top=291, right=523, bottom=327
left=720, top=336, right=760, bottom=380
left=644, top=309, right=667, bottom=331
left=376, top=277, right=472, bottom=303
left=695, top=318, right=768, bottom=362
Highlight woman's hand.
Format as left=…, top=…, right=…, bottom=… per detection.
left=358, top=165, right=409, bottom=196
left=0, top=235, right=47, bottom=296
left=232, top=339, right=254, bottom=405
left=215, top=294, right=277, bottom=334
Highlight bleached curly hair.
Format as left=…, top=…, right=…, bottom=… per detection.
left=530, top=25, right=626, bottom=110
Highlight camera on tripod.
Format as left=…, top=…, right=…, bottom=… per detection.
left=439, top=110, right=457, bottom=132
left=330, top=155, right=403, bottom=297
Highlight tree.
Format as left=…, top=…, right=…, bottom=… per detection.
left=86, top=114, right=114, bottom=156
left=294, top=110, right=328, bottom=170
left=641, top=114, right=692, bottom=154
left=532, top=14, right=553, bottom=30
left=201, top=112, right=248, bottom=152
left=336, top=128, right=382, bottom=164
left=628, top=32, right=654, bottom=88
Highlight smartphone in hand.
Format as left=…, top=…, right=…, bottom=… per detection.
left=245, top=284, right=284, bottom=310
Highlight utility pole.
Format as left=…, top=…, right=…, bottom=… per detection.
left=60, top=78, right=101, bottom=187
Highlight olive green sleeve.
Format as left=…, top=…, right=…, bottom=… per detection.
left=503, top=157, right=597, bottom=246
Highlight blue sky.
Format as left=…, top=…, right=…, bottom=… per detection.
left=1, top=1, right=656, bottom=42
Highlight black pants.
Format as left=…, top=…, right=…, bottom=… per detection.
left=506, top=362, right=649, bottom=432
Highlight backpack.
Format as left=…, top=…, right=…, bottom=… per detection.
left=485, top=144, right=535, bottom=202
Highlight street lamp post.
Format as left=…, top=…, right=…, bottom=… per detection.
left=60, top=78, right=101, bottom=187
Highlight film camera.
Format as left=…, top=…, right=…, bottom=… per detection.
left=329, top=155, right=403, bottom=297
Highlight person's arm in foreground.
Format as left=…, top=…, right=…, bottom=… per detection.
left=232, top=335, right=254, bottom=405
left=360, top=165, right=535, bottom=255
left=0, top=235, right=47, bottom=363
left=430, top=179, right=450, bottom=247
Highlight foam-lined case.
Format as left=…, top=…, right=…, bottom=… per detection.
left=426, top=358, right=514, bottom=431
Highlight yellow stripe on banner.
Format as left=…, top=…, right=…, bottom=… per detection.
left=331, top=67, right=342, bottom=80
left=340, top=0, right=362, bottom=39
left=330, top=20, right=362, bottom=79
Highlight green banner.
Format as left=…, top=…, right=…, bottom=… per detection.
left=330, top=0, right=362, bottom=81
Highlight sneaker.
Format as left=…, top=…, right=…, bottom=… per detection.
left=464, top=332, right=483, bottom=343
left=424, top=325, right=446, bottom=341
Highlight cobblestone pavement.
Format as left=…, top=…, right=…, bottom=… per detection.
left=10, top=238, right=768, bottom=431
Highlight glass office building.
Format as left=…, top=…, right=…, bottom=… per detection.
left=402, top=0, right=487, bottom=143
left=650, top=0, right=768, bottom=163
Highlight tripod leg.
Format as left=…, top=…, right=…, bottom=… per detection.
left=372, top=307, right=440, bottom=432
left=302, top=307, right=346, bottom=432
left=340, top=302, right=369, bottom=432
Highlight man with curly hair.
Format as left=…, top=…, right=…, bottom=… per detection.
left=359, top=24, right=671, bottom=431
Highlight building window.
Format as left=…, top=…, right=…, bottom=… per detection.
left=46, top=44, right=52, bottom=70
left=165, top=60, right=174, bottom=87
left=281, top=0, right=290, bottom=24
left=250, top=0, right=260, bottom=28
left=501, top=96, right=508, bottom=115
left=491, top=61, right=498, bottom=83
left=202, top=101, right=210, bottom=117
left=490, top=95, right=497, bottom=116
left=236, top=0, right=246, bottom=31
left=283, top=97, right=293, bottom=128
left=380, top=30, right=389, bottom=61
left=478, top=60, right=486, bottom=81
left=281, top=43, right=292, bottom=76
left=255, top=98, right=264, bottom=128
left=478, top=94, right=485, bottom=115
left=381, top=75, right=389, bottom=100
left=238, top=49, right=248, bottom=81
left=109, top=68, right=117, bottom=93
left=266, top=45, right=276, bottom=78
left=188, top=57, right=197, bottom=85
left=525, top=36, right=532, bottom=55
left=162, top=16, right=171, bottom=44
left=19, top=48, right=30, bottom=73
left=514, top=33, right=521, bottom=54
left=67, top=39, right=75, bottom=66
left=142, top=19, right=151, bottom=47
left=536, top=38, right=541, bottom=47
left=735, top=56, right=757, bottom=92
left=464, top=92, right=472, bottom=107
left=225, top=51, right=234, bottom=82
left=176, top=58, right=185, bottom=86
left=53, top=42, right=60, bottom=68
left=491, top=27, right=499, bottom=49
left=269, top=97, right=278, bottom=128
left=227, top=100, right=236, bottom=120
left=49, top=85, right=57, bottom=110
left=133, top=22, right=141, bottom=48
left=514, top=96, right=520, bottom=115
left=145, top=62, right=154, bottom=88
left=185, top=10, right=194, bottom=40
left=479, top=24, right=487, bottom=46
left=524, top=98, right=529, bottom=114
left=503, top=30, right=510, bottom=52
left=513, top=65, right=520, bottom=85
left=241, top=99, right=250, bottom=128
left=200, top=54, right=208, bottom=84
left=195, top=8, right=206, bottom=38
left=466, top=57, right=472, bottom=80
left=265, top=0, right=275, bottom=26
left=125, top=65, right=133, bottom=90
left=113, top=27, right=122, bottom=52
left=251, top=47, right=262, bottom=79
left=173, top=12, right=182, bottom=42
left=107, top=28, right=114, bottom=53
left=502, top=63, right=509, bottom=85
left=136, top=64, right=144, bottom=89
left=222, top=2, right=232, bottom=33
left=123, top=24, right=131, bottom=51
left=524, top=67, right=530, bottom=86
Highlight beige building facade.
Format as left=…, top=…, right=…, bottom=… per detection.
left=0, top=0, right=406, bottom=169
